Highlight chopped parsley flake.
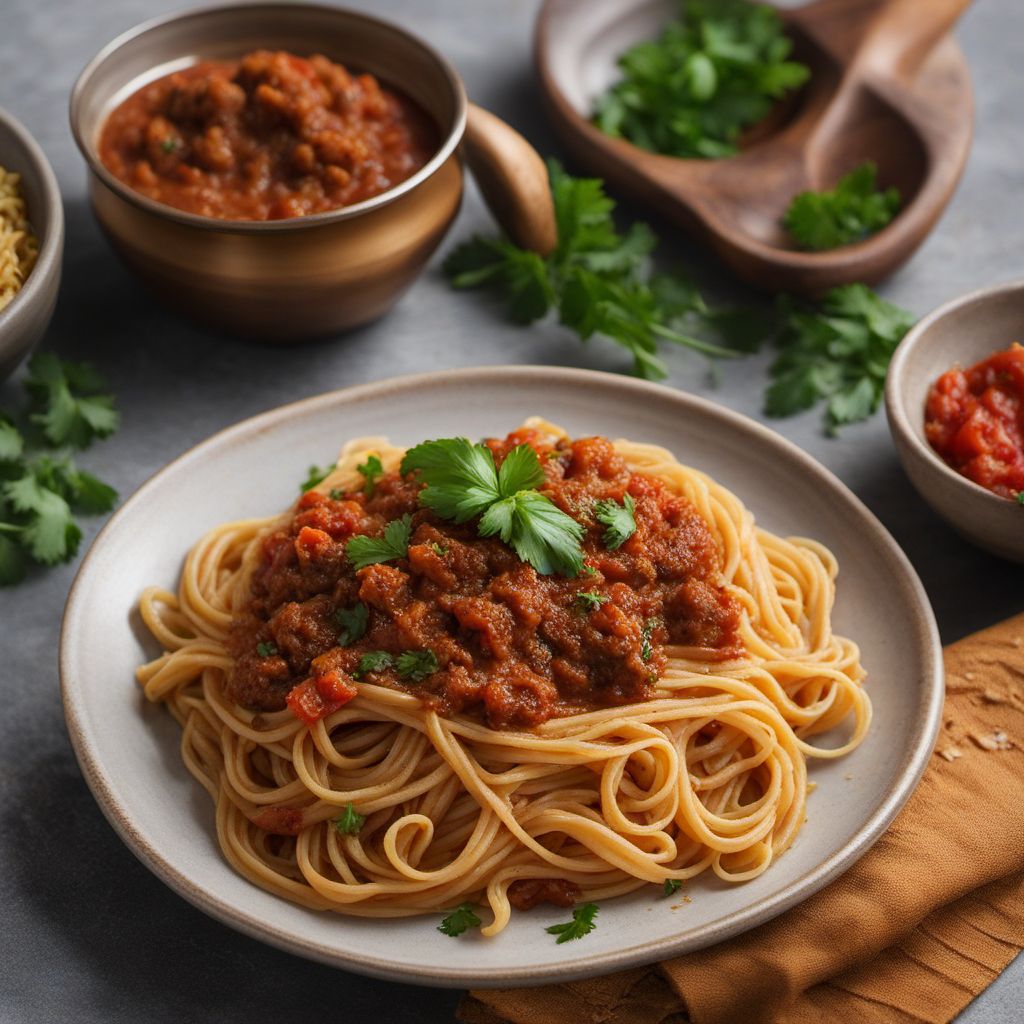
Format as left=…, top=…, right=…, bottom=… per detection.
left=256, top=641, right=278, bottom=658
left=593, top=494, right=637, bottom=550
left=334, top=602, right=369, bottom=647
left=438, top=902, right=482, bottom=937
left=333, top=803, right=366, bottom=835
left=545, top=902, right=599, bottom=943
left=346, top=515, right=412, bottom=571
left=662, top=878, right=682, bottom=897
left=641, top=618, right=657, bottom=662
left=300, top=464, right=332, bottom=493
left=353, top=651, right=393, bottom=679
left=396, top=649, right=439, bottom=682
left=357, top=453, right=384, bottom=497
left=575, top=591, right=609, bottom=612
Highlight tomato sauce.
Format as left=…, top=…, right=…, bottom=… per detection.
left=98, top=51, right=436, bottom=220
left=228, top=431, right=742, bottom=731
left=925, top=343, right=1024, bottom=498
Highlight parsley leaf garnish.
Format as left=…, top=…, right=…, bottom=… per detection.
left=784, top=162, right=901, bottom=251
left=430, top=542, right=448, bottom=556
left=1017, top=492, right=1024, bottom=506
left=256, top=641, right=278, bottom=657
left=334, top=602, right=368, bottom=647
left=300, top=464, right=332, bottom=493
left=444, top=160, right=759, bottom=381
left=575, top=591, right=609, bottom=612
left=25, top=353, right=120, bottom=448
left=357, top=453, right=384, bottom=497
left=402, top=439, right=584, bottom=577
left=545, top=903, right=599, bottom=943
left=0, top=357, right=119, bottom=585
left=396, top=649, right=439, bottom=682
left=662, top=878, right=682, bottom=897
left=333, top=803, right=365, bottom=835
left=593, top=494, right=637, bottom=550
left=438, top=902, right=482, bottom=937
left=765, top=285, right=916, bottom=434
left=641, top=618, right=657, bottom=663
left=593, top=0, right=809, bottom=160
left=346, top=514, right=412, bottom=571
left=353, top=651, right=393, bottom=679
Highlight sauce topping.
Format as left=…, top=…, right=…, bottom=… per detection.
left=925, top=343, right=1024, bottom=499
left=228, top=431, right=742, bottom=730
left=98, top=51, right=436, bottom=220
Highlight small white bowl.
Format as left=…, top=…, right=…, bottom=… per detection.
left=886, top=278, right=1024, bottom=563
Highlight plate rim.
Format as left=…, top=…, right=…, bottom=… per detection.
left=60, top=364, right=944, bottom=987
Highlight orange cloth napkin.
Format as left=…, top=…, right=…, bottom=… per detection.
left=460, top=613, right=1024, bottom=1024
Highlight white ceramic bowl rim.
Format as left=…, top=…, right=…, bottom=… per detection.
left=885, top=275, right=1024, bottom=508
left=68, top=0, right=469, bottom=235
left=0, top=105, right=64, bottom=329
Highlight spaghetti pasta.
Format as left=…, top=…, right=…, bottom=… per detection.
left=0, top=166, right=38, bottom=313
left=136, top=419, right=870, bottom=935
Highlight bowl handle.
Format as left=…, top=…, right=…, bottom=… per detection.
left=462, top=102, right=557, bottom=257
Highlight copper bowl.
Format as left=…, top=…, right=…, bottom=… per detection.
left=69, top=3, right=467, bottom=341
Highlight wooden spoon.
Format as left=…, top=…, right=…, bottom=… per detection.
left=535, top=0, right=974, bottom=294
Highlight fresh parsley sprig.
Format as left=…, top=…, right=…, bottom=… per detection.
left=593, top=494, right=637, bottom=550
left=593, top=0, right=810, bottom=159
left=765, top=284, right=915, bottom=434
left=357, top=454, right=384, bottom=497
left=334, top=602, right=369, bottom=646
left=396, top=649, right=439, bottom=682
left=299, top=464, right=332, bottom=493
left=0, top=354, right=119, bottom=585
left=401, top=438, right=585, bottom=577
left=346, top=514, right=412, bottom=571
left=785, top=162, right=900, bottom=251
left=333, top=803, right=366, bottom=835
left=445, top=161, right=761, bottom=381
left=438, top=902, right=482, bottom=937
left=545, top=903, right=599, bottom=943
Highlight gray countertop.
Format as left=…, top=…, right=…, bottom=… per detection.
left=1, top=1, right=1021, bottom=1021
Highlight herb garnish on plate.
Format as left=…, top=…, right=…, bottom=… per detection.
left=785, top=162, right=901, bottom=251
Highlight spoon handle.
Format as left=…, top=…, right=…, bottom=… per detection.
left=851, top=0, right=973, bottom=82
left=462, top=103, right=558, bottom=257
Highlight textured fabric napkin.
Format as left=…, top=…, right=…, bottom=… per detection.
left=460, top=613, right=1024, bottom=1024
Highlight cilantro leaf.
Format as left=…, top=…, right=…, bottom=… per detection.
left=662, top=878, right=682, bottom=897
left=67, top=469, right=118, bottom=514
left=545, top=903, right=599, bottom=943
left=575, top=591, right=609, bottom=612
left=334, top=602, right=369, bottom=646
left=26, top=352, right=119, bottom=449
left=357, top=454, right=384, bottom=497
left=444, top=160, right=760, bottom=381
left=396, top=649, right=439, bottom=682
left=765, top=285, right=915, bottom=434
left=346, top=515, right=412, bottom=571
left=478, top=490, right=585, bottom=578
left=593, top=494, right=637, bottom=550
left=333, top=803, right=366, bottom=835
left=593, top=0, right=809, bottom=160
left=299, top=464, right=333, bottom=493
left=438, top=902, right=482, bottom=937
left=354, top=651, right=394, bottom=679
left=785, top=162, right=901, bottom=251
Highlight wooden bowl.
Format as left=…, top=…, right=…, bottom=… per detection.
left=535, top=0, right=974, bottom=294
left=886, top=279, right=1024, bottom=563
left=69, top=3, right=467, bottom=342
left=0, top=106, right=64, bottom=380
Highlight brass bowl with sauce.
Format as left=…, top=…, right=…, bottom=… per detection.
left=69, top=4, right=468, bottom=341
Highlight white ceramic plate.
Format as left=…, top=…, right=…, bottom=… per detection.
left=61, top=366, right=943, bottom=987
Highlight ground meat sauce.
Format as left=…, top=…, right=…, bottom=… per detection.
left=925, top=343, right=1024, bottom=498
left=507, top=878, right=581, bottom=911
left=98, top=51, right=436, bottom=220
left=228, top=430, right=742, bottom=730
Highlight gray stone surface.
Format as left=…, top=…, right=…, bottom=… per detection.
left=0, top=1, right=1021, bottom=1021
